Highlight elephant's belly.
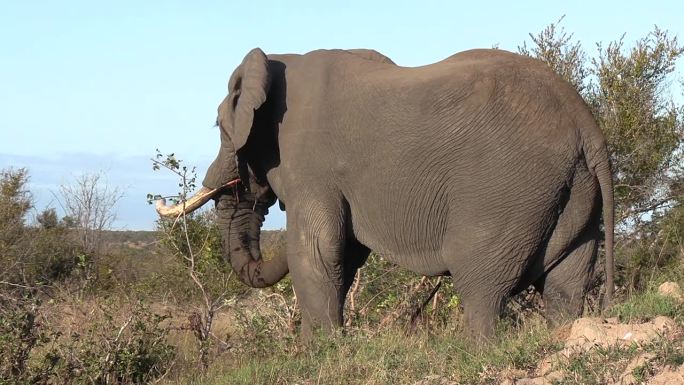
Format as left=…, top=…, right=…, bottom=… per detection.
left=353, top=227, right=450, bottom=276
left=348, top=194, right=452, bottom=276
left=377, top=250, right=451, bottom=277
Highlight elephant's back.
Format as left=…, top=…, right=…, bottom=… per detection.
left=416, top=49, right=557, bottom=78
left=376, top=49, right=576, bottom=99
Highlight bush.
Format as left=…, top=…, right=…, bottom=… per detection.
left=0, top=169, right=86, bottom=293
left=344, top=254, right=457, bottom=331
left=616, top=202, right=684, bottom=291
left=52, top=300, right=175, bottom=384
left=0, top=297, right=175, bottom=385
left=0, top=297, right=59, bottom=385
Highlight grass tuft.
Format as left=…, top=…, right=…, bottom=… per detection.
left=607, top=289, right=684, bottom=323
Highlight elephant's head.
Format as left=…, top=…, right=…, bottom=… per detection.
left=156, top=48, right=288, bottom=288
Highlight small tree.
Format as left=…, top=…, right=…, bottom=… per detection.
left=57, top=171, right=123, bottom=257
left=590, top=28, right=683, bottom=223
left=149, top=151, right=243, bottom=369
left=0, top=169, right=84, bottom=294
left=0, top=168, right=34, bottom=294
left=30, top=208, right=83, bottom=285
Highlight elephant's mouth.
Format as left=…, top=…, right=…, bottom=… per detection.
left=155, top=178, right=242, bottom=218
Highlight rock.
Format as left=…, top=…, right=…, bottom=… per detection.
left=648, top=363, right=684, bottom=385
left=529, top=316, right=677, bottom=385
left=566, top=316, right=676, bottom=350
left=657, top=282, right=684, bottom=303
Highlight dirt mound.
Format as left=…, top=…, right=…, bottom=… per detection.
left=648, top=363, right=684, bottom=384
left=565, top=316, right=676, bottom=349
left=658, top=282, right=684, bottom=303
left=502, top=315, right=679, bottom=385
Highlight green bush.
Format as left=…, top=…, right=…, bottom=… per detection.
left=607, top=290, right=683, bottom=322
left=0, top=169, right=84, bottom=292
left=617, top=203, right=684, bottom=290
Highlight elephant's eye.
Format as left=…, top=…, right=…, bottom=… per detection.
left=214, top=117, right=219, bottom=128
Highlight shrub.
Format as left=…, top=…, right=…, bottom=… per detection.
left=50, top=300, right=175, bottom=384
left=0, top=297, right=59, bottom=385
left=0, top=297, right=175, bottom=385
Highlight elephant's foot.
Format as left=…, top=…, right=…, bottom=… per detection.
left=461, top=294, right=505, bottom=341
left=543, top=288, right=584, bottom=326
left=537, top=233, right=598, bottom=325
left=297, top=313, right=336, bottom=344
left=291, top=276, right=345, bottom=342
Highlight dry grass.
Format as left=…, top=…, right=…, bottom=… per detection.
left=8, top=271, right=684, bottom=385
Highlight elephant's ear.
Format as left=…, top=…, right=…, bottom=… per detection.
left=225, top=48, right=271, bottom=151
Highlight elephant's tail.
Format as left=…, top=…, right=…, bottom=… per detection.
left=582, top=125, right=615, bottom=308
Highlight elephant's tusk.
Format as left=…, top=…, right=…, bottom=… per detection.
left=155, top=179, right=241, bottom=218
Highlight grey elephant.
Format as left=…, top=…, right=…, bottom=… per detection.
left=156, top=47, right=614, bottom=339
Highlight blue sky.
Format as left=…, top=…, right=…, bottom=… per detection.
left=1, top=1, right=682, bottom=230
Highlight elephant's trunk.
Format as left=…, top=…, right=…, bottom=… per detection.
left=216, top=195, right=288, bottom=288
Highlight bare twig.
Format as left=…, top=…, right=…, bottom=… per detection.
left=407, top=278, right=443, bottom=334
left=0, top=280, right=38, bottom=289
left=620, top=196, right=677, bottom=221
left=102, top=315, right=134, bottom=376
left=349, top=268, right=362, bottom=312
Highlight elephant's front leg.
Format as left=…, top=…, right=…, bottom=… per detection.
left=286, top=201, right=349, bottom=340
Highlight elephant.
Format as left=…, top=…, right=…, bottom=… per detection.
left=156, top=47, right=614, bottom=339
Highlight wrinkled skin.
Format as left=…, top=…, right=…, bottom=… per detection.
left=176, top=48, right=614, bottom=339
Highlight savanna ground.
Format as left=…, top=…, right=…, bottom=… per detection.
left=4, top=227, right=684, bottom=385
left=2, top=19, right=684, bottom=385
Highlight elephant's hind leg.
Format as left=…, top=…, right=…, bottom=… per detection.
left=535, top=166, right=601, bottom=323
left=537, top=227, right=599, bottom=323
left=447, top=239, right=537, bottom=340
